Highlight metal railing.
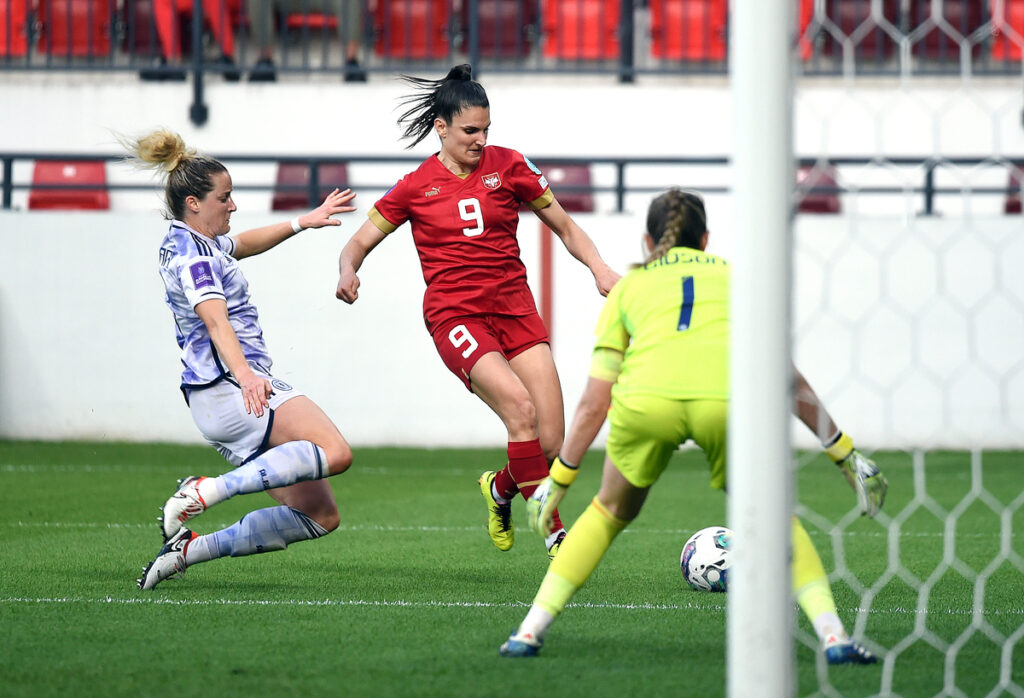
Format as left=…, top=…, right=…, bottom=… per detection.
left=4, top=152, right=1023, bottom=215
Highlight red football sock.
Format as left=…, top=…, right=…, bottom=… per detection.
left=493, top=466, right=518, bottom=502
left=506, top=439, right=563, bottom=531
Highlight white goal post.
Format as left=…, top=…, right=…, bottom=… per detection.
left=727, top=0, right=795, bottom=696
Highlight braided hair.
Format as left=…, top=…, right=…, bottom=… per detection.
left=122, top=129, right=227, bottom=220
left=395, top=64, right=490, bottom=148
left=643, top=188, right=708, bottom=265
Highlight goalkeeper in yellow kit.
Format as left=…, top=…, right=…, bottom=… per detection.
left=498, top=188, right=887, bottom=663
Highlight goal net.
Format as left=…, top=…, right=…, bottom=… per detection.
left=783, top=2, right=1024, bottom=696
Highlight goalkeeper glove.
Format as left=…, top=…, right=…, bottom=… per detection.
left=826, top=432, right=888, bottom=518
left=526, top=457, right=579, bottom=536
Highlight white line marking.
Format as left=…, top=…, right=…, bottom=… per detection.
left=5, top=521, right=1000, bottom=538
left=0, top=464, right=469, bottom=476
left=0, top=596, right=724, bottom=611
left=2, top=597, right=1020, bottom=616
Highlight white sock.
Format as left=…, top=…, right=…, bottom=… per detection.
left=184, top=505, right=329, bottom=565
left=198, top=440, right=328, bottom=506
left=491, top=481, right=510, bottom=506
left=812, top=612, right=847, bottom=645
left=545, top=528, right=565, bottom=549
left=516, top=605, right=555, bottom=643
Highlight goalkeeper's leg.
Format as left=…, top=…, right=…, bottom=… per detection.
left=501, top=459, right=644, bottom=656
left=792, top=517, right=877, bottom=664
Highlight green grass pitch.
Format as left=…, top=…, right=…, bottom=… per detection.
left=1, top=441, right=1021, bottom=697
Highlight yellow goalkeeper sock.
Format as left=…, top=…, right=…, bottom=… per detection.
left=533, top=497, right=629, bottom=617
left=792, top=517, right=845, bottom=641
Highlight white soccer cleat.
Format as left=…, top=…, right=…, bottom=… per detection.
left=159, top=476, right=208, bottom=541
left=137, top=527, right=196, bottom=591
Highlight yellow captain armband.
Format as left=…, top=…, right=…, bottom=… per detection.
left=824, top=431, right=855, bottom=463
left=589, top=347, right=624, bottom=383
left=550, top=457, right=579, bottom=487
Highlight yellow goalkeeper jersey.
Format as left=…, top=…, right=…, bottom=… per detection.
left=593, top=246, right=730, bottom=400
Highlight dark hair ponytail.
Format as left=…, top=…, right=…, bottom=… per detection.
left=395, top=64, right=490, bottom=148
left=644, top=189, right=708, bottom=264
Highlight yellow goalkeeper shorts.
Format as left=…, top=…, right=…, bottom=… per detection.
left=606, top=395, right=728, bottom=490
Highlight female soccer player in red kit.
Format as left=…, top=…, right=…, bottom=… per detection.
left=336, top=64, right=620, bottom=559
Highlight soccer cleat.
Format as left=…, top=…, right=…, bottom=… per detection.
left=160, top=476, right=208, bottom=541
left=499, top=630, right=542, bottom=657
left=137, top=527, right=196, bottom=590
left=478, top=471, right=514, bottom=551
left=546, top=530, right=567, bottom=561
left=824, top=637, right=878, bottom=665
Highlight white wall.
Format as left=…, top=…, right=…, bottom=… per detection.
left=1, top=73, right=1023, bottom=449
left=2, top=208, right=1021, bottom=449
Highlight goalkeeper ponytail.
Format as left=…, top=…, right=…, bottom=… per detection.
left=644, top=188, right=708, bottom=265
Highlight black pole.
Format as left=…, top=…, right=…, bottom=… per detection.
left=2, top=157, right=12, bottom=210
left=923, top=161, right=935, bottom=216
left=189, top=0, right=209, bottom=125
left=615, top=161, right=626, bottom=212
left=308, top=160, right=320, bottom=208
left=618, top=0, right=634, bottom=84
left=467, top=0, right=480, bottom=75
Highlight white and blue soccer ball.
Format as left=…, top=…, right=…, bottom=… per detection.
left=680, top=526, right=733, bottom=592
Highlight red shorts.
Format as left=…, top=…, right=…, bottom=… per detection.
left=431, top=313, right=550, bottom=391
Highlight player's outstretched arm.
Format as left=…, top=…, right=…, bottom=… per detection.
left=233, top=188, right=357, bottom=259
left=792, top=366, right=888, bottom=517
left=825, top=433, right=888, bottom=518
left=534, top=199, right=621, bottom=296
left=527, top=374, right=615, bottom=535
left=336, top=218, right=388, bottom=304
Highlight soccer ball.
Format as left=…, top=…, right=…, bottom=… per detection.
left=680, top=526, right=733, bottom=592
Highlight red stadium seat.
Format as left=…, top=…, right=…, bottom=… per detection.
left=1005, top=169, right=1022, bottom=214
left=0, top=0, right=31, bottom=57
left=540, top=163, right=593, bottom=213
left=28, top=160, right=110, bottom=210
left=460, top=0, right=536, bottom=58
left=821, top=0, right=899, bottom=61
left=908, top=0, right=983, bottom=61
left=796, top=164, right=840, bottom=214
left=991, top=0, right=1024, bottom=61
left=285, top=11, right=338, bottom=30
left=542, top=0, right=619, bottom=60
left=123, top=0, right=169, bottom=57
left=38, top=0, right=114, bottom=57
left=797, top=0, right=815, bottom=60
left=650, top=0, right=726, bottom=62
left=272, top=162, right=349, bottom=211
left=374, top=0, right=449, bottom=59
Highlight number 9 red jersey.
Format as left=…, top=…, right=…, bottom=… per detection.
left=369, top=145, right=555, bottom=332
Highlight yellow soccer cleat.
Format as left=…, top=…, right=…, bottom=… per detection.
left=479, top=471, right=514, bottom=551
left=546, top=530, right=566, bottom=561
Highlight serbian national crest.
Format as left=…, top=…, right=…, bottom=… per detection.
left=481, top=172, right=501, bottom=190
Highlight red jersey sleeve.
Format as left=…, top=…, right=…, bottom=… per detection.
left=507, top=151, right=555, bottom=211
left=370, top=176, right=412, bottom=234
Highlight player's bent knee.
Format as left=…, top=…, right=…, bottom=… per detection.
left=324, top=439, right=353, bottom=475
left=503, top=396, right=538, bottom=437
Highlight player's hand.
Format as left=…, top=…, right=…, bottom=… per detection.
left=301, top=188, right=357, bottom=230
left=335, top=270, right=360, bottom=304
left=838, top=450, right=888, bottom=517
left=526, top=476, right=568, bottom=537
left=238, top=372, right=272, bottom=417
left=594, top=264, right=621, bottom=296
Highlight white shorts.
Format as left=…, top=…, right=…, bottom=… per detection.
left=186, top=372, right=304, bottom=467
